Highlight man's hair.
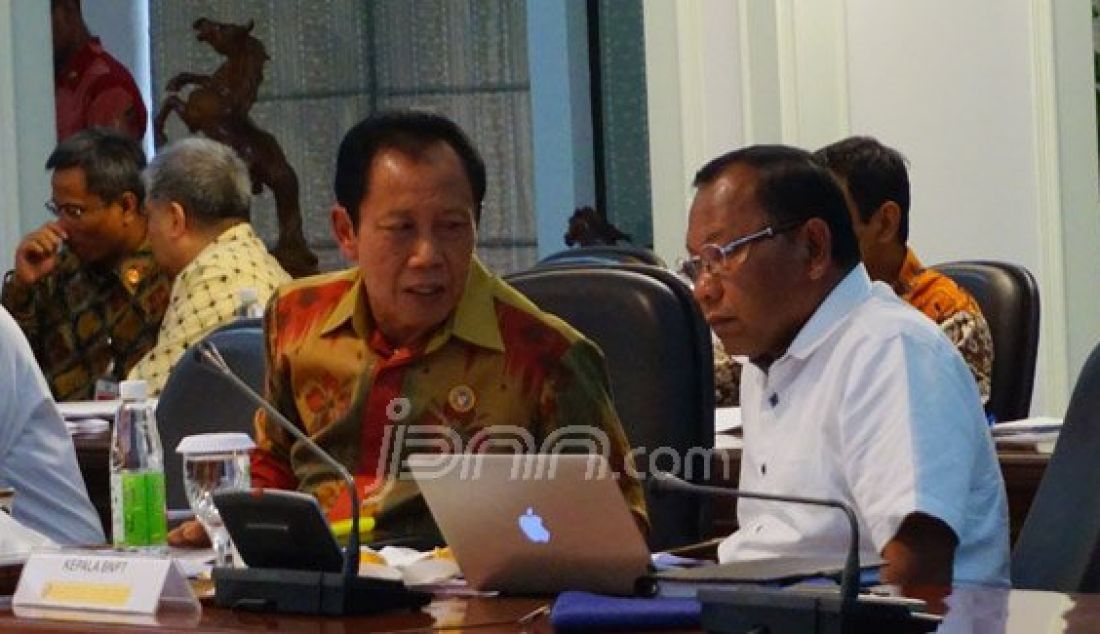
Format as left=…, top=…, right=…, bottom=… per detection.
left=813, top=135, right=910, bottom=243
left=334, top=110, right=486, bottom=226
left=144, top=137, right=252, bottom=228
left=693, top=145, right=861, bottom=270
left=46, top=127, right=146, bottom=203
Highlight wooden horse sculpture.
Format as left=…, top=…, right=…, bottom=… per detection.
left=564, top=206, right=632, bottom=247
left=153, top=18, right=318, bottom=277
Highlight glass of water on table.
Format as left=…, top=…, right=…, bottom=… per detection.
left=176, top=433, right=255, bottom=567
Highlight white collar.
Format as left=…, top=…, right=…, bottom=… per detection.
left=783, top=263, right=873, bottom=362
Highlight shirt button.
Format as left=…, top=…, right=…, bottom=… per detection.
left=760, top=463, right=767, bottom=476
left=769, top=392, right=779, bottom=407
left=754, top=524, right=764, bottom=534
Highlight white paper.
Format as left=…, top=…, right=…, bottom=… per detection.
left=56, top=401, right=120, bottom=420
left=358, top=546, right=461, bottom=586
left=0, top=512, right=55, bottom=561
left=65, top=418, right=110, bottom=435
left=715, top=434, right=743, bottom=450
left=715, top=407, right=742, bottom=433
left=991, top=416, right=1063, bottom=435
left=167, top=547, right=215, bottom=579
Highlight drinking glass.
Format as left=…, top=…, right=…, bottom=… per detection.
left=177, top=433, right=255, bottom=567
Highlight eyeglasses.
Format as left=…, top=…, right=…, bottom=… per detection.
left=44, top=200, right=109, bottom=221
left=678, top=222, right=801, bottom=283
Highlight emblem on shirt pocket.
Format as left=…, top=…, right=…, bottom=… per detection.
left=447, top=385, right=477, bottom=414
left=124, top=265, right=142, bottom=286
left=386, top=396, right=411, bottom=422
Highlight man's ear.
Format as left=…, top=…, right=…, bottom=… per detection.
left=119, top=191, right=141, bottom=223
left=802, top=217, right=833, bottom=280
left=330, top=204, right=358, bottom=263
left=871, top=201, right=902, bottom=244
left=165, top=201, right=188, bottom=238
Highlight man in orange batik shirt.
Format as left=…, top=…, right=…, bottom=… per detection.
left=814, top=136, right=993, bottom=405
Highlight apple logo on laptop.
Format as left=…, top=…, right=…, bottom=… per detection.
left=518, top=507, right=550, bottom=543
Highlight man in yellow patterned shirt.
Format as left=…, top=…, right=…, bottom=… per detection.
left=814, top=136, right=993, bottom=403
left=129, top=138, right=290, bottom=394
left=235, top=111, right=644, bottom=544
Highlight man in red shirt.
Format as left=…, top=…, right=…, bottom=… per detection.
left=51, top=0, right=147, bottom=141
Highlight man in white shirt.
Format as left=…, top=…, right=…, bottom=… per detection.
left=0, top=306, right=104, bottom=545
left=681, top=145, right=1009, bottom=586
left=129, top=138, right=290, bottom=394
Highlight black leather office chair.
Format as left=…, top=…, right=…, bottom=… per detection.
left=157, top=326, right=266, bottom=510
left=505, top=264, right=714, bottom=551
left=537, top=245, right=667, bottom=268
left=1012, top=341, right=1100, bottom=591
left=933, top=261, right=1040, bottom=422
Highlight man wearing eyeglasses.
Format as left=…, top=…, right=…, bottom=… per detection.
left=684, top=145, right=1008, bottom=587
left=1, top=128, right=171, bottom=401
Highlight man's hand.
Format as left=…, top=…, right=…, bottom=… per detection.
left=167, top=519, right=212, bottom=548
left=13, top=223, right=68, bottom=285
left=880, top=512, right=958, bottom=587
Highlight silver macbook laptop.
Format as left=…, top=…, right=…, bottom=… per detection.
left=405, top=453, right=650, bottom=595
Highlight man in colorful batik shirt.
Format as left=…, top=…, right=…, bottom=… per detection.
left=164, top=111, right=645, bottom=546
left=813, top=136, right=993, bottom=404
left=129, top=138, right=290, bottom=394
left=51, top=0, right=147, bottom=142
left=1, top=128, right=170, bottom=401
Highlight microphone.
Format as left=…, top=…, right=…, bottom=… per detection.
left=194, top=342, right=428, bottom=615
left=649, top=471, right=937, bottom=634
left=196, top=341, right=361, bottom=577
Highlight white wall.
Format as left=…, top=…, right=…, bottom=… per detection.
left=1052, top=0, right=1100, bottom=400
left=0, top=1, right=55, bottom=269
left=844, top=2, right=1068, bottom=414
left=528, top=0, right=596, bottom=258
left=644, top=0, right=743, bottom=261
left=0, top=4, right=20, bottom=267
left=845, top=3, right=1045, bottom=269
left=83, top=0, right=153, bottom=154
left=644, top=0, right=1100, bottom=416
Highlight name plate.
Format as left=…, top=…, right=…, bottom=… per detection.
left=12, top=551, right=200, bottom=625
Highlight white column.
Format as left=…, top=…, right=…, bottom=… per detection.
left=1051, top=0, right=1100, bottom=394
left=82, top=0, right=153, bottom=154
left=643, top=0, right=743, bottom=264
left=527, top=0, right=596, bottom=259
left=840, top=0, right=1077, bottom=415
left=0, top=0, right=55, bottom=268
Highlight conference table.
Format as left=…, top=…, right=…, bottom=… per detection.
left=73, top=431, right=1050, bottom=547
left=61, top=433, right=1061, bottom=632
left=704, top=444, right=1050, bottom=546
left=3, top=584, right=1100, bottom=631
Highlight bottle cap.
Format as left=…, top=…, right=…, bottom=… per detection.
left=118, top=379, right=148, bottom=401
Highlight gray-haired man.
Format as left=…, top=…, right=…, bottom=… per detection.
left=128, top=137, right=290, bottom=394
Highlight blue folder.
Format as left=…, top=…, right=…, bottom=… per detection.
left=550, top=591, right=701, bottom=631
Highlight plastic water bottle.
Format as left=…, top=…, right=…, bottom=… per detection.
left=235, top=287, right=264, bottom=319
left=109, top=379, right=167, bottom=549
